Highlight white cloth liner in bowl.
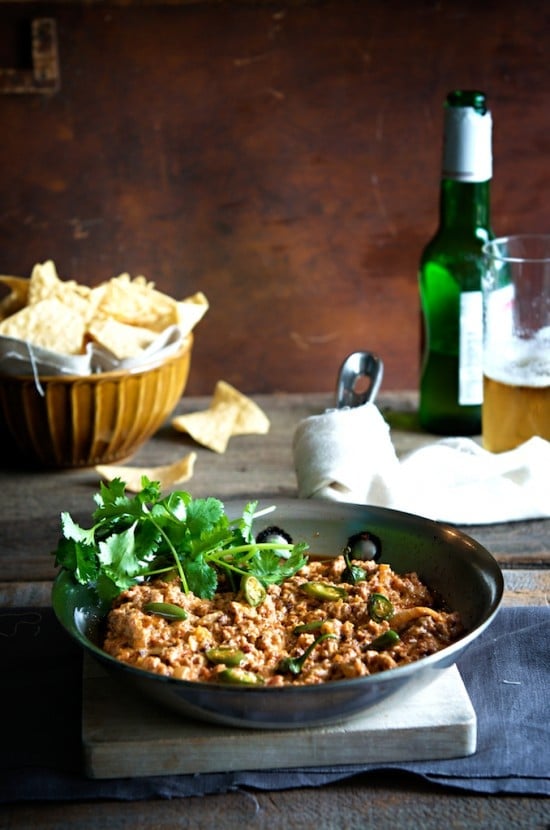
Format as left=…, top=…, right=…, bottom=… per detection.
left=293, top=403, right=550, bottom=525
left=0, top=325, right=187, bottom=394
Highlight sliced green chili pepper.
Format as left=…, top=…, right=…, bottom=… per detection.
left=218, top=667, right=264, bottom=686
left=293, top=619, right=327, bottom=635
left=301, top=582, right=347, bottom=602
left=143, top=602, right=188, bottom=621
left=241, top=574, right=267, bottom=607
left=277, top=633, right=338, bottom=676
left=206, top=646, right=246, bottom=666
left=368, top=593, right=394, bottom=622
left=370, top=629, right=400, bottom=651
left=341, top=551, right=366, bottom=585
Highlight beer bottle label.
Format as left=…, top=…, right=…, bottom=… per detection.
left=459, top=290, right=483, bottom=405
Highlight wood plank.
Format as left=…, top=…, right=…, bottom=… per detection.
left=5, top=782, right=550, bottom=830
left=0, top=393, right=548, bottom=585
left=82, top=658, right=475, bottom=779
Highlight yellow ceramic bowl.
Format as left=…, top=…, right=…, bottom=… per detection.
left=0, top=335, right=192, bottom=468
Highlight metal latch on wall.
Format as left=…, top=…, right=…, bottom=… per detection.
left=0, top=19, right=60, bottom=95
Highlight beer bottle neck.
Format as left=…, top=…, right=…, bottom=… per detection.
left=438, top=179, right=491, bottom=232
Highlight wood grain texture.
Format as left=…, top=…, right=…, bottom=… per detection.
left=5, top=784, right=549, bottom=830
left=0, top=1, right=548, bottom=395
left=0, top=392, right=549, bottom=585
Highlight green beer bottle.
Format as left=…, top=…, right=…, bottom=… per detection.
left=419, top=90, right=493, bottom=435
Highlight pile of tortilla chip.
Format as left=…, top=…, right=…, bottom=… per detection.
left=0, top=260, right=208, bottom=360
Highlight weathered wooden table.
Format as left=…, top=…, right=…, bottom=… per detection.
left=1, top=393, right=548, bottom=828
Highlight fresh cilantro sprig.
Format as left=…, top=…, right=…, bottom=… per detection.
left=52, top=477, right=308, bottom=602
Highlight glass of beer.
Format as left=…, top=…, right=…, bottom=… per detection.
left=481, top=234, right=550, bottom=452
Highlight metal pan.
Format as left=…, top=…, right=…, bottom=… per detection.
left=52, top=499, right=503, bottom=729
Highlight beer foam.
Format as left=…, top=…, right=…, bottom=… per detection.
left=484, top=333, right=550, bottom=388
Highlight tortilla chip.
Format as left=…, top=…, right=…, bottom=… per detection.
left=88, top=316, right=158, bottom=359
left=27, top=260, right=62, bottom=304
left=28, top=260, right=96, bottom=320
left=96, top=274, right=180, bottom=332
left=175, top=292, right=209, bottom=336
left=0, top=298, right=85, bottom=354
left=211, top=381, right=270, bottom=436
left=172, top=402, right=238, bottom=454
left=171, top=382, right=270, bottom=453
left=96, top=451, right=197, bottom=492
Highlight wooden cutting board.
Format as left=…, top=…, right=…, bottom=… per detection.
left=82, top=658, right=476, bottom=779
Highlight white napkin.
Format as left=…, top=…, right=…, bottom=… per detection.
left=292, top=403, right=550, bottom=525
left=0, top=324, right=187, bottom=378
left=0, top=326, right=193, bottom=405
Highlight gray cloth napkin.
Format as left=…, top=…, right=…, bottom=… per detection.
left=1, top=606, right=548, bottom=800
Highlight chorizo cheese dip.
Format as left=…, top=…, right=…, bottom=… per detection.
left=52, top=480, right=464, bottom=688
left=103, top=556, right=463, bottom=686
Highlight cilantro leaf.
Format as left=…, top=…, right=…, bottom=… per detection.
left=185, top=497, right=225, bottom=537
left=185, top=553, right=218, bottom=599
left=52, top=480, right=309, bottom=603
left=92, top=477, right=158, bottom=528
left=235, top=500, right=258, bottom=544
left=60, top=511, right=96, bottom=547
left=97, top=524, right=142, bottom=585
left=53, top=536, right=98, bottom=585
left=248, top=544, right=309, bottom=585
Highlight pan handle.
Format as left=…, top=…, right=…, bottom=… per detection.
left=336, top=351, right=384, bottom=408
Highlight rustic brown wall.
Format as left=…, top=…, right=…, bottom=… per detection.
left=0, top=1, right=548, bottom=396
